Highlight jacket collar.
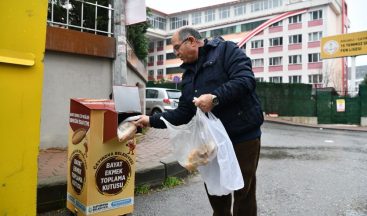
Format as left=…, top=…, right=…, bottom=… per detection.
left=180, top=37, right=223, bottom=70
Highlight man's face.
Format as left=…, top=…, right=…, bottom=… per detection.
left=171, top=33, right=198, bottom=64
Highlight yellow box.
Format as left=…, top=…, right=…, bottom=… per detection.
left=67, top=98, right=137, bottom=215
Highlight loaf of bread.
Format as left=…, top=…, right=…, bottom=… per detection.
left=72, top=128, right=87, bottom=144
left=117, top=121, right=137, bottom=142
left=184, top=142, right=216, bottom=171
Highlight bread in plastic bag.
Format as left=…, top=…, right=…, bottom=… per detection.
left=162, top=109, right=244, bottom=196
left=117, top=116, right=140, bottom=142
left=160, top=109, right=217, bottom=172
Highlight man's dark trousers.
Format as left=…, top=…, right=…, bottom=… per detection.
left=205, top=138, right=261, bottom=216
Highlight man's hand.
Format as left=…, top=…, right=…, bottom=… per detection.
left=134, top=115, right=150, bottom=128
left=193, top=94, right=215, bottom=113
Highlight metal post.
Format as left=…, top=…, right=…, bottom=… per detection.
left=108, top=4, right=112, bottom=37
left=81, top=2, right=84, bottom=32
left=112, top=0, right=128, bottom=85
left=350, top=56, right=356, bottom=94
left=66, top=0, right=69, bottom=29
left=51, top=0, right=54, bottom=26
left=95, top=1, right=98, bottom=34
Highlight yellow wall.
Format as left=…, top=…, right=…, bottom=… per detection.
left=0, top=0, right=47, bottom=215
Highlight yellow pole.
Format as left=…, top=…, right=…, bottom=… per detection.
left=0, top=0, right=47, bottom=215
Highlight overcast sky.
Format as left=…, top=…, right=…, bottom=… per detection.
left=146, top=0, right=367, bottom=66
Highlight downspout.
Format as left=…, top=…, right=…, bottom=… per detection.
left=341, top=0, right=346, bottom=94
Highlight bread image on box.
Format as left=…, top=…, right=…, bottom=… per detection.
left=67, top=95, right=139, bottom=216
left=72, top=128, right=87, bottom=144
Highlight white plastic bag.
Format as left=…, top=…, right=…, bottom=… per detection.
left=161, top=109, right=244, bottom=196
left=198, top=112, right=244, bottom=195
left=160, top=109, right=217, bottom=171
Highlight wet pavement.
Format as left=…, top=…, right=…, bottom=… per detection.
left=39, top=122, right=367, bottom=216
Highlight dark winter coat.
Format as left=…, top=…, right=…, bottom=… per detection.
left=150, top=37, right=263, bottom=144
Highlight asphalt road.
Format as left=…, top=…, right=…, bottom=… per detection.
left=38, top=122, right=367, bottom=216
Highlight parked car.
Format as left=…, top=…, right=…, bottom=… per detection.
left=145, top=87, right=181, bottom=115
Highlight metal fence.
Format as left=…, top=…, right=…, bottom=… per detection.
left=47, top=0, right=114, bottom=36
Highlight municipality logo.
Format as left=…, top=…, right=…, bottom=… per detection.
left=323, top=40, right=339, bottom=55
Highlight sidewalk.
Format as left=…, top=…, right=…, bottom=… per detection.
left=37, top=128, right=188, bottom=212
left=36, top=119, right=367, bottom=213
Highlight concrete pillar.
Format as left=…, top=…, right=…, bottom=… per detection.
left=112, top=0, right=128, bottom=85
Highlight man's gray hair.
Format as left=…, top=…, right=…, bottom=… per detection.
left=178, top=27, right=202, bottom=41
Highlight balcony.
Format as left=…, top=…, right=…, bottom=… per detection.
left=307, top=62, right=322, bottom=69
left=157, top=60, right=164, bottom=65
left=250, top=48, right=264, bottom=55
left=148, top=75, right=155, bottom=81
left=288, top=43, right=302, bottom=50
left=308, top=41, right=320, bottom=48
left=253, top=67, right=264, bottom=73
left=148, top=62, right=154, bottom=67
left=157, top=46, right=164, bottom=51
left=308, top=19, right=323, bottom=27
left=269, top=65, right=283, bottom=72
left=288, top=23, right=302, bottom=30
left=269, top=26, right=283, bottom=33
left=288, top=64, right=302, bottom=70
left=269, top=46, right=283, bottom=53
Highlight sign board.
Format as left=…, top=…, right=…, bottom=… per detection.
left=336, top=99, right=345, bottom=112
left=67, top=98, right=136, bottom=216
left=173, top=76, right=181, bottom=84
left=321, top=31, right=367, bottom=59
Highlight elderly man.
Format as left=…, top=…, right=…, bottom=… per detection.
left=135, top=27, right=263, bottom=216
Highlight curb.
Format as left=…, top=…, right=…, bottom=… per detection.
left=37, top=160, right=188, bottom=213
left=265, top=118, right=367, bottom=132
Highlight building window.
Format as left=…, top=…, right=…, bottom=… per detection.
left=256, top=77, right=264, bottom=82
left=234, top=4, right=246, bottom=16
left=289, top=75, right=302, bottom=83
left=166, top=66, right=184, bottom=74
left=148, top=56, right=154, bottom=66
left=252, top=58, right=264, bottom=67
left=269, top=76, right=283, bottom=83
left=251, top=0, right=283, bottom=12
left=269, top=37, right=283, bottom=46
left=309, top=10, right=322, bottom=21
left=148, top=42, right=154, bottom=52
left=192, top=12, right=202, bottom=25
left=166, top=38, right=171, bottom=45
left=270, top=20, right=283, bottom=27
left=289, top=34, right=302, bottom=44
left=148, top=14, right=167, bottom=30
left=308, top=31, right=322, bottom=42
left=166, top=52, right=176, bottom=60
left=289, top=55, right=302, bottom=64
left=251, top=40, right=264, bottom=49
left=157, top=55, right=163, bottom=61
left=211, top=26, right=236, bottom=37
left=241, top=20, right=266, bottom=31
left=205, top=9, right=216, bottom=22
left=219, top=7, right=230, bottom=19
left=308, top=53, right=320, bottom=63
left=157, top=40, right=164, bottom=51
left=157, top=69, right=164, bottom=75
left=269, top=57, right=282, bottom=66
left=308, top=74, right=322, bottom=83
left=170, top=15, right=189, bottom=30
left=148, top=70, right=154, bottom=76
left=289, top=14, right=302, bottom=24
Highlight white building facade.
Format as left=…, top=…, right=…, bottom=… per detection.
left=146, top=0, right=349, bottom=92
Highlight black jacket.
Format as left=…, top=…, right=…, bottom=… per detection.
left=150, top=37, right=263, bottom=144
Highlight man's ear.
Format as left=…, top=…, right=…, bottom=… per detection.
left=187, top=36, right=196, bottom=46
